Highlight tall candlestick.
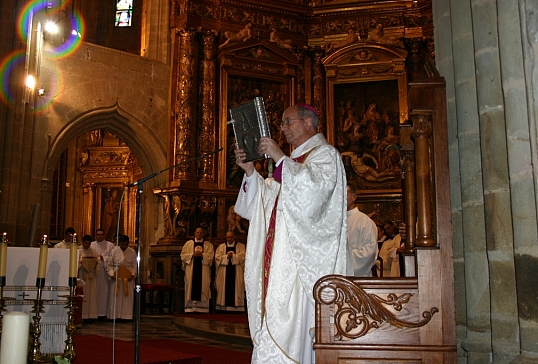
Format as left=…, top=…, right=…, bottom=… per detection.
left=69, top=233, right=78, bottom=287
left=36, top=235, right=49, bottom=286
left=0, top=232, right=8, bottom=283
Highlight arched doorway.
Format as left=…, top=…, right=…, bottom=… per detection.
left=43, top=103, right=167, bottom=277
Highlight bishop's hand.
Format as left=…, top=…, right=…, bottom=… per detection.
left=234, top=147, right=255, bottom=176
left=258, top=137, right=285, bottom=163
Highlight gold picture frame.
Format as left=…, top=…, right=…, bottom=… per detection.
left=324, top=44, right=408, bottom=196
left=218, top=39, right=298, bottom=190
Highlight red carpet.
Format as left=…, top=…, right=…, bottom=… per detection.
left=174, top=313, right=249, bottom=325
left=73, top=335, right=251, bottom=364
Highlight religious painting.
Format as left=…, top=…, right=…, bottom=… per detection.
left=99, top=186, right=124, bottom=241
left=355, top=197, right=403, bottom=228
left=333, top=79, right=403, bottom=194
left=225, top=75, right=291, bottom=189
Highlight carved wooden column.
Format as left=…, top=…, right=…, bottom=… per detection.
left=411, top=111, right=436, bottom=247
left=82, top=183, right=95, bottom=236
left=199, top=195, right=217, bottom=235
left=311, top=48, right=326, bottom=134
left=401, top=149, right=416, bottom=253
left=199, top=30, right=218, bottom=183
left=173, top=28, right=196, bottom=181
left=294, top=48, right=306, bottom=103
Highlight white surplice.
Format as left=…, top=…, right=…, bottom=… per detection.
left=346, top=207, right=378, bottom=276
left=378, top=234, right=402, bottom=277
left=235, top=133, right=348, bottom=364
left=90, top=239, right=115, bottom=317
left=106, top=246, right=136, bottom=319
left=214, top=241, right=246, bottom=311
left=78, top=246, right=99, bottom=319
left=180, top=239, right=214, bottom=312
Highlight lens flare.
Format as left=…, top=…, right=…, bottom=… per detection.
left=17, top=0, right=49, bottom=43
left=0, top=51, right=26, bottom=106
left=48, top=10, right=85, bottom=59
left=18, top=1, right=84, bottom=59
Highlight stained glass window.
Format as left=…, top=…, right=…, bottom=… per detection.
left=115, top=0, right=132, bottom=27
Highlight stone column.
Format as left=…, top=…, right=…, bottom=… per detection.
left=140, top=0, right=170, bottom=63
left=173, top=28, right=196, bottom=181
left=441, top=1, right=492, bottom=362
left=472, top=1, right=519, bottom=362
left=517, top=1, right=538, bottom=360
left=39, top=178, right=53, bottom=244
left=410, top=111, right=435, bottom=248
left=199, top=30, right=218, bottom=183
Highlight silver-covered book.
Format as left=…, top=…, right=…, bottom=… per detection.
left=229, top=97, right=272, bottom=162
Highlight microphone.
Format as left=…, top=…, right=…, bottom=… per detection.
left=126, top=148, right=224, bottom=188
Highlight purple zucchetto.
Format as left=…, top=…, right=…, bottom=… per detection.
left=295, top=103, right=319, bottom=116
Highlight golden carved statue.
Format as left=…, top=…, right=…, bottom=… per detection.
left=219, top=23, right=252, bottom=49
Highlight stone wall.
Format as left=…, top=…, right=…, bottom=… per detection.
left=433, top=0, right=538, bottom=363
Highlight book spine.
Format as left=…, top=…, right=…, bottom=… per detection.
left=254, top=97, right=271, bottom=138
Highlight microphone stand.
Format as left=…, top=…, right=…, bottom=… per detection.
left=126, top=148, right=223, bottom=364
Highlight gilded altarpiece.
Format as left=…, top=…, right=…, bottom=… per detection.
left=78, top=133, right=140, bottom=242
left=324, top=44, right=408, bottom=227
left=217, top=39, right=300, bottom=190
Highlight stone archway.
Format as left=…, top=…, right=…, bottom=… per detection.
left=42, top=102, right=168, bottom=279
left=46, top=103, right=167, bottom=182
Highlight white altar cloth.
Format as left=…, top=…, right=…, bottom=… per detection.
left=5, top=247, right=72, bottom=354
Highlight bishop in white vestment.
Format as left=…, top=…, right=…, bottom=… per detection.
left=234, top=104, right=348, bottom=364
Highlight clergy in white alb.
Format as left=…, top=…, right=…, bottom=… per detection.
left=234, top=103, right=348, bottom=364
left=378, top=221, right=403, bottom=277
left=181, top=227, right=214, bottom=313
left=54, top=227, right=76, bottom=249
left=78, top=235, right=99, bottom=320
left=214, top=231, right=246, bottom=312
left=346, top=184, right=378, bottom=276
left=106, top=235, right=136, bottom=320
left=90, top=228, right=114, bottom=318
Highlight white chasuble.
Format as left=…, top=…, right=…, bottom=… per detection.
left=235, top=133, right=348, bottom=364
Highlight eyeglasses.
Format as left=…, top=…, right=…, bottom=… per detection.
left=96, top=233, right=104, bottom=236
left=280, top=118, right=303, bottom=128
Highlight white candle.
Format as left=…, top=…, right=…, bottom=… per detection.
left=37, top=235, right=49, bottom=279
left=0, top=233, right=7, bottom=278
left=69, top=233, right=78, bottom=278
left=0, top=311, right=30, bottom=364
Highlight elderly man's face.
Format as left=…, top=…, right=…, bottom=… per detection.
left=281, top=107, right=311, bottom=147
left=194, top=228, right=205, bottom=240
left=226, top=232, right=235, bottom=243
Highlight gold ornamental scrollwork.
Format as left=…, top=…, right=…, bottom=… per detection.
left=314, top=275, right=438, bottom=340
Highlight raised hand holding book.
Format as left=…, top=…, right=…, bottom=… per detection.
left=228, top=97, right=272, bottom=162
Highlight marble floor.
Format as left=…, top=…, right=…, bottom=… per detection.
left=74, top=314, right=253, bottom=353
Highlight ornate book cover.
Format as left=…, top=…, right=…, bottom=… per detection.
left=229, top=97, right=271, bottom=162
